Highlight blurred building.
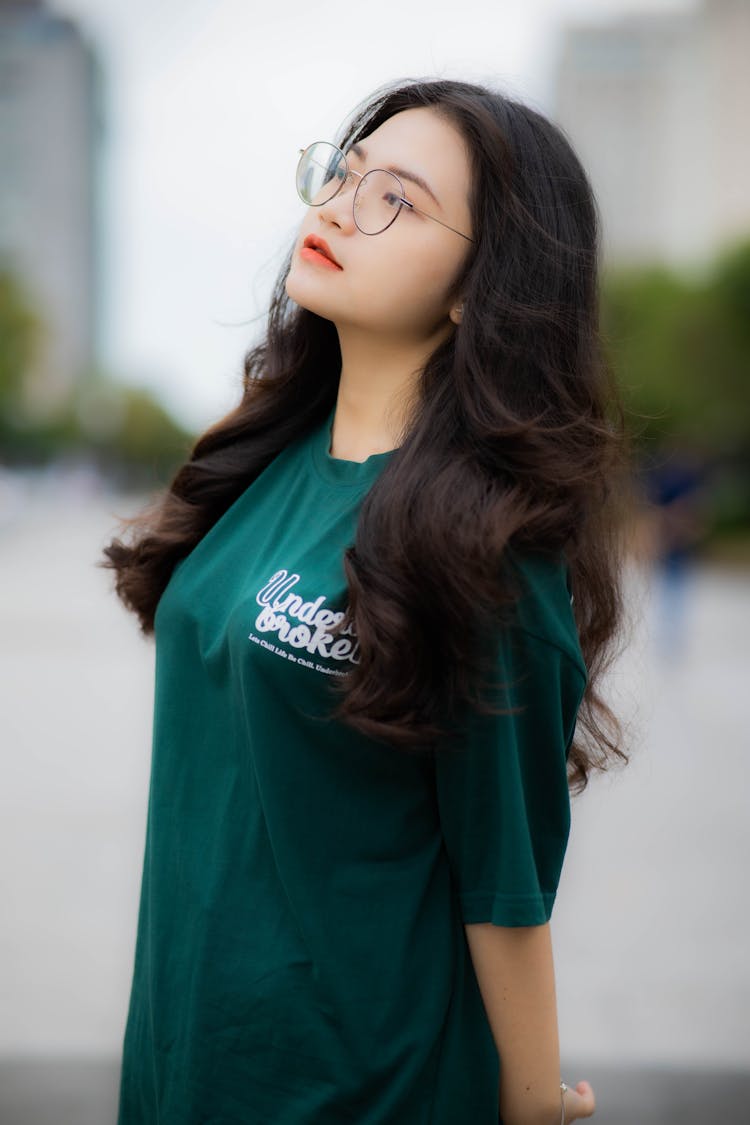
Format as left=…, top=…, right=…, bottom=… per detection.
left=0, top=0, right=104, bottom=420
left=552, top=0, right=750, bottom=269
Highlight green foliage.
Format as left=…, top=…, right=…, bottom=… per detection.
left=1, top=375, right=196, bottom=487
left=64, top=375, right=196, bottom=488
left=600, top=236, right=750, bottom=536
left=0, top=269, right=43, bottom=416
left=602, top=241, right=750, bottom=456
left=601, top=253, right=750, bottom=453
left=712, top=240, right=750, bottom=346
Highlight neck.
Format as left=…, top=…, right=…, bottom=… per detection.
left=330, top=321, right=452, bottom=461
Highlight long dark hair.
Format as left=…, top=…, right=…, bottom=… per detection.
left=100, top=76, right=637, bottom=793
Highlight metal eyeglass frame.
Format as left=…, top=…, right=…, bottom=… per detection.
left=296, top=143, right=475, bottom=243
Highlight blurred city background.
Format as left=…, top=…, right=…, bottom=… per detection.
left=1, top=0, right=748, bottom=1121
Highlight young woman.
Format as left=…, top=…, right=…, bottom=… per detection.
left=103, top=76, right=634, bottom=1125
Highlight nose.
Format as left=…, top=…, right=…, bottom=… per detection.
left=318, top=172, right=357, bottom=231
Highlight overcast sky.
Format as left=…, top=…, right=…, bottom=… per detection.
left=47, top=0, right=695, bottom=431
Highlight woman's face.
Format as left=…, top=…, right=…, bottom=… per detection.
left=285, top=106, right=474, bottom=341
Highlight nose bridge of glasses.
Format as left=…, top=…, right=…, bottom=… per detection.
left=324, top=165, right=363, bottom=218
left=309, top=155, right=360, bottom=196
left=336, top=164, right=361, bottom=194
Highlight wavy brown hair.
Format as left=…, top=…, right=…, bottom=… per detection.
left=101, top=77, right=638, bottom=793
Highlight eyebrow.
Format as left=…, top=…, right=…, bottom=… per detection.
left=347, top=142, right=442, bottom=210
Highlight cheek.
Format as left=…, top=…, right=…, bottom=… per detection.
left=363, top=244, right=456, bottom=307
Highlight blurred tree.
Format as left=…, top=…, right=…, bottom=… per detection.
left=601, top=237, right=750, bottom=539
left=712, top=240, right=750, bottom=347
left=601, top=265, right=748, bottom=450
left=0, top=266, right=195, bottom=486
left=0, top=268, right=43, bottom=430
left=80, top=379, right=195, bottom=489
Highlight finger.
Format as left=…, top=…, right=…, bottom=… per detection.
left=563, top=1084, right=596, bottom=1120
left=571, top=1080, right=596, bottom=1115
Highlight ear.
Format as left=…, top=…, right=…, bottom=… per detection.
left=449, top=303, right=464, bottom=326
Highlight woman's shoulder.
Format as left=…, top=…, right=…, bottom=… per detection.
left=503, top=544, right=586, bottom=679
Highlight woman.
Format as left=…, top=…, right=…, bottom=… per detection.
left=103, top=76, right=634, bottom=1124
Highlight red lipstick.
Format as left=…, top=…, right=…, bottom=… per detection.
left=301, top=235, right=343, bottom=270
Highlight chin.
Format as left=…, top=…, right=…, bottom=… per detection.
left=285, top=276, right=332, bottom=319
left=284, top=275, right=308, bottom=309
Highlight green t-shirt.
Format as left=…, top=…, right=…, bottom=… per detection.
left=117, top=404, right=588, bottom=1124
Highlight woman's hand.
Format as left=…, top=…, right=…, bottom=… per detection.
left=563, top=1079, right=596, bottom=1121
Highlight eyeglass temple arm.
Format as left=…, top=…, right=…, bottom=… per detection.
left=402, top=202, right=479, bottom=246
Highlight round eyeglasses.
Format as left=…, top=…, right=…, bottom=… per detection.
left=296, top=141, right=475, bottom=242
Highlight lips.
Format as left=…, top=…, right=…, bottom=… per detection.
left=302, top=235, right=342, bottom=269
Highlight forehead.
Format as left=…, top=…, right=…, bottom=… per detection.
left=354, top=107, right=471, bottom=200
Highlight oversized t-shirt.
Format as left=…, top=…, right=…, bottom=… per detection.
left=117, top=403, right=588, bottom=1125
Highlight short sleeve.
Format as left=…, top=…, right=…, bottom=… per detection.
left=433, top=623, right=587, bottom=927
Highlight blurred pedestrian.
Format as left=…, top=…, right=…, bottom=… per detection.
left=640, top=442, right=711, bottom=660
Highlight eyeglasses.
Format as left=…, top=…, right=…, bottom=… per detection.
left=296, top=141, right=475, bottom=242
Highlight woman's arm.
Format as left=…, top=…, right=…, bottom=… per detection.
left=464, top=920, right=588, bottom=1125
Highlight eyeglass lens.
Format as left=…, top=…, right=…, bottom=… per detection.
left=296, top=142, right=403, bottom=236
